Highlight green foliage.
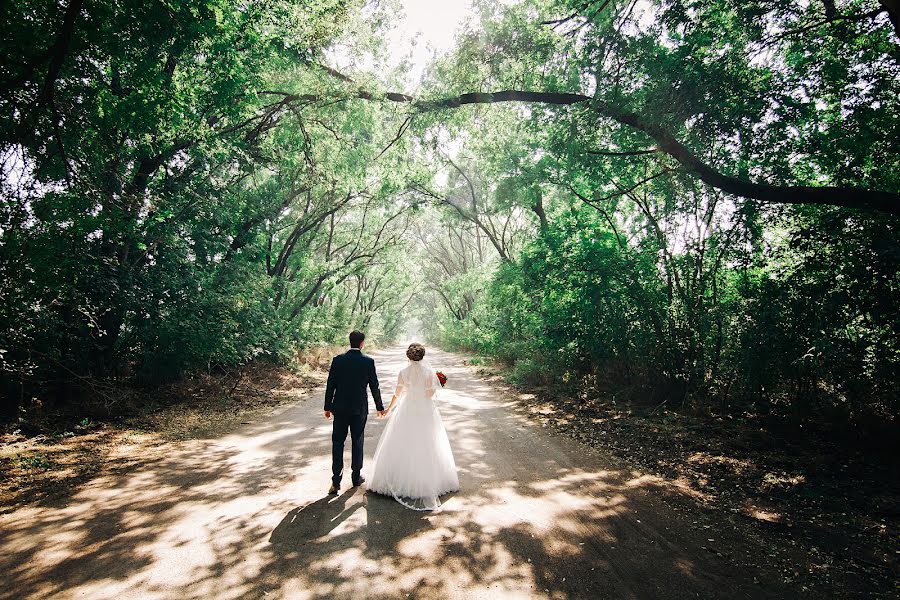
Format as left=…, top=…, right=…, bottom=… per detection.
left=416, top=0, right=899, bottom=424
left=728, top=208, right=900, bottom=418
left=441, top=201, right=898, bottom=422
left=0, top=0, right=416, bottom=411
left=1, top=0, right=897, bottom=435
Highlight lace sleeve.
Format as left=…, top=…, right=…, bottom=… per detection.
left=395, top=370, right=406, bottom=396
left=424, top=367, right=438, bottom=399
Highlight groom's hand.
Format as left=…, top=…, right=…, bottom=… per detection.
left=324, top=410, right=332, bottom=420
left=377, top=410, right=387, bottom=418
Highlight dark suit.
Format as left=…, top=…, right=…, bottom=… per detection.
left=324, top=348, right=383, bottom=486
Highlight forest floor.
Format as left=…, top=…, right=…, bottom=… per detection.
left=466, top=358, right=899, bottom=597
left=0, top=351, right=333, bottom=514
left=0, top=346, right=895, bottom=598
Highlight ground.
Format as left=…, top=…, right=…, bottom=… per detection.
left=471, top=364, right=898, bottom=598
left=0, top=346, right=892, bottom=599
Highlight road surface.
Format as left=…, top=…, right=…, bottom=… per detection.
left=0, top=346, right=785, bottom=599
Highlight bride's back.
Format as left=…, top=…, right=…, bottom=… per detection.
left=369, top=353, right=459, bottom=510
left=399, top=361, right=437, bottom=400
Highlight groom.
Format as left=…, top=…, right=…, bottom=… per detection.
left=323, top=330, right=386, bottom=495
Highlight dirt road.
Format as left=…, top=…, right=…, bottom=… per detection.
left=0, top=346, right=789, bottom=599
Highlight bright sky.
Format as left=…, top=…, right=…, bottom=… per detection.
left=329, top=0, right=476, bottom=93
left=386, top=0, right=477, bottom=90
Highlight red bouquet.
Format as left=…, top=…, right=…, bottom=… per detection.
left=436, top=371, right=448, bottom=387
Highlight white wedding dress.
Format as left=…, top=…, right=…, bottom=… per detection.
left=368, top=360, right=459, bottom=510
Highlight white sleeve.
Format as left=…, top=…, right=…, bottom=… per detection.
left=424, top=368, right=437, bottom=399
left=395, top=370, right=406, bottom=396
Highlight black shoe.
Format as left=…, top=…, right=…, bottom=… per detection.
left=352, top=476, right=366, bottom=487
left=328, top=483, right=339, bottom=495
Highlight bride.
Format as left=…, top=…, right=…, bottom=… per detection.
left=368, top=343, right=459, bottom=510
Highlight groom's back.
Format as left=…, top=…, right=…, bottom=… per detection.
left=325, top=350, right=378, bottom=414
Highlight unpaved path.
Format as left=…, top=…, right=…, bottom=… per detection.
left=0, top=347, right=790, bottom=599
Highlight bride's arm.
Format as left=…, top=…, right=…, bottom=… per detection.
left=424, top=370, right=436, bottom=399
left=386, top=393, right=399, bottom=413
left=386, top=374, right=405, bottom=413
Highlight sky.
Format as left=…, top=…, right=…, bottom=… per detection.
left=328, top=0, right=477, bottom=93
left=384, top=0, right=476, bottom=89
left=394, top=0, right=473, bottom=60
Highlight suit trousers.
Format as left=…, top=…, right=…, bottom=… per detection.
left=331, top=412, right=367, bottom=486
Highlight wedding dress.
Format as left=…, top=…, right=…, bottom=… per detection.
left=368, top=359, right=459, bottom=510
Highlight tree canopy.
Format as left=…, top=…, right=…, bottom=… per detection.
left=1, top=0, right=897, bottom=426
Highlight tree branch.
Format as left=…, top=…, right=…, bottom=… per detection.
left=586, top=147, right=658, bottom=157
left=374, top=90, right=897, bottom=214
left=268, top=73, right=899, bottom=214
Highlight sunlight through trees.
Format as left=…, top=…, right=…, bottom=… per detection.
left=1, top=0, right=897, bottom=427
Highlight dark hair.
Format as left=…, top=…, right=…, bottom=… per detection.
left=349, top=330, right=365, bottom=348
left=406, top=343, right=426, bottom=361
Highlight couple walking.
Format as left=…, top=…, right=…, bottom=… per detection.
left=323, top=330, right=459, bottom=510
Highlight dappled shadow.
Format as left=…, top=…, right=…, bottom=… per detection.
left=0, top=346, right=786, bottom=599
left=270, top=490, right=361, bottom=549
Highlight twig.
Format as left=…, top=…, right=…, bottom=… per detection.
left=374, top=114, right=413, bottom=159
left=586, top=147, right=658, bottom=157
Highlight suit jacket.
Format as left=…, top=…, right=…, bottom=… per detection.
left=324, top=349, right=384, bottom=414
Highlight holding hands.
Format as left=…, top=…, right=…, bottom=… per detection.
left=327, top=409, right=387, bottom=419
left=381, top=393, right=400, bottom=418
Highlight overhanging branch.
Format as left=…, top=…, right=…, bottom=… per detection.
left=279, top=66, right=900, bottom=214
left=367, top=90, right=897, bottom=215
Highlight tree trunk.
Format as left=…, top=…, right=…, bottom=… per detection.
left=880, top=0, right=900, bottom=35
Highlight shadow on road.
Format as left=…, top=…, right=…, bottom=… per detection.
left=0, top=346, right=783, bottom=599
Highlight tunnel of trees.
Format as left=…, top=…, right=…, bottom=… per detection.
left=1, top=0, right=898, bottom=433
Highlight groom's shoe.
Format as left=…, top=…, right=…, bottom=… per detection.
left=328, top=483, right=339, bottom=495
left=351, top=476, right=366, bottom=487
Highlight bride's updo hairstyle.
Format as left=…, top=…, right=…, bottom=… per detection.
left=406, top=343, right=426, bottom=361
